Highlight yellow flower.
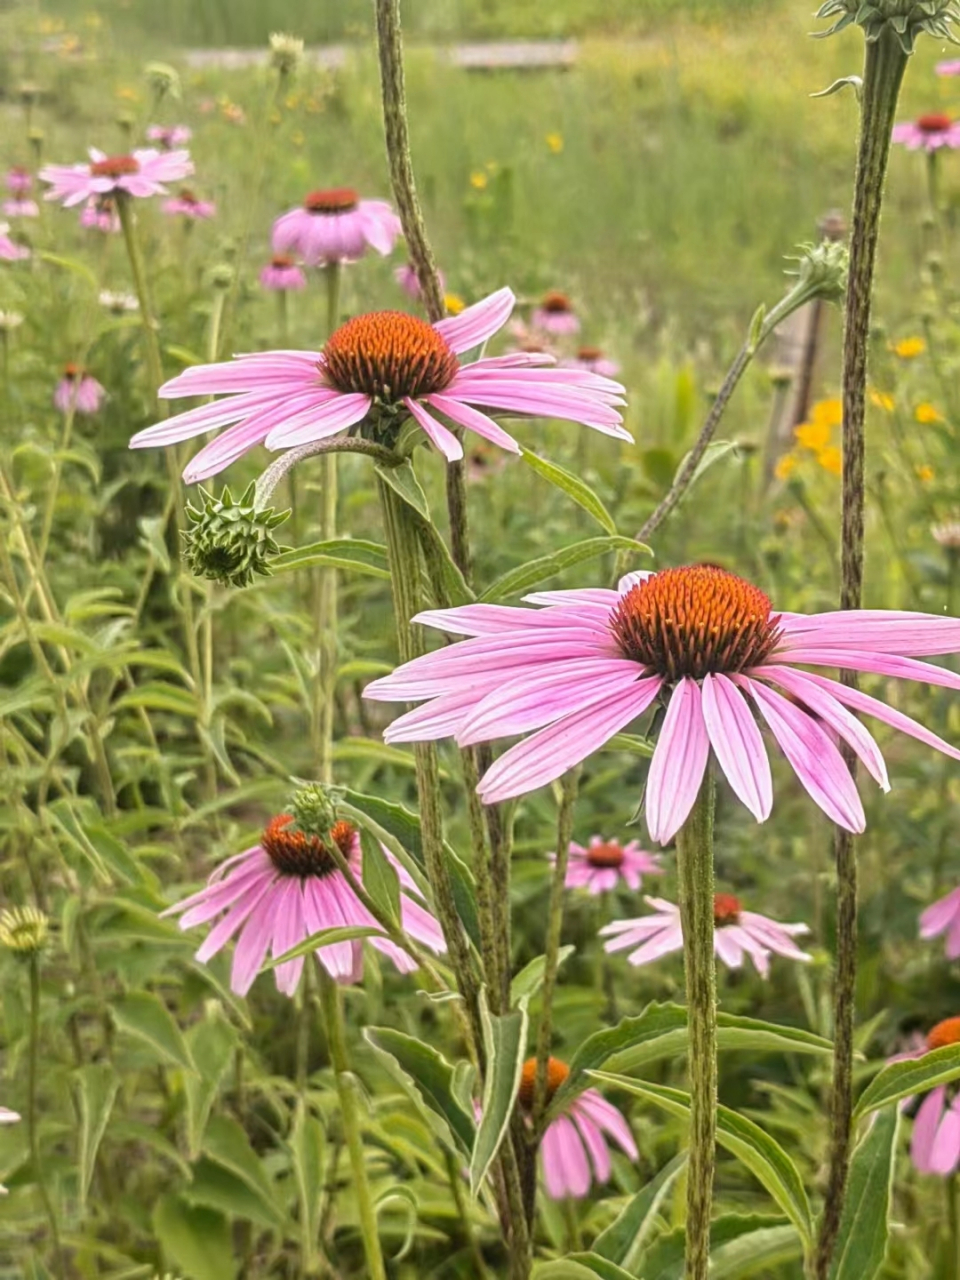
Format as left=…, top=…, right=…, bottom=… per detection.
left=546, top=132, right=564, bottom=154
left=116, top=86, right=139, bottom=102
left=892, top=336, right=926, bottom=359
left=817, top=446, right=843, bottom=477
left=469, top=171, right=488, bottom=191
left=811, top=397, right=842, bottom=428
left=795, top=421, right=831, bottom=451
left=916, top=463, right=934, bottom=482
left=444, top=293, right=466, bottom=316
left=915, top=402, right=944, bottom=424
left=869, top=390, right=895, bottom=412
left=774, top=453, right=798, bottom=481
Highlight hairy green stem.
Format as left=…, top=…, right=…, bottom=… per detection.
left=29, top=957, right=66, bottom=1279
left=816, top=27, right=908, bottom=1280
left=676, top=776, right=717, bottom=1280
left=461, top=748, right=506, bottom=1012
left=317, top=969, right=386, bottom=1280
left=315, top=264, right=341, bottom=784
left=255, top=438, right=399, bottom=510
left=116, top=193, right=164, bottom=409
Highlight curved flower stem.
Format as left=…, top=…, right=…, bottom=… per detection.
left=317, top=968, right=386, bottom=1280
left=816, top=27, right=908, bottom=1280
left=315, top=264, right=342, bottom=784
left=675, top=776, right=716, bottom=1280
left=29, top=956, right=66, bottom=1280
left=254, top=438, right=400, bottom=510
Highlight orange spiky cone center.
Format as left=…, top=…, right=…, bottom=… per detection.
left=518, top=1056, right=570, bottom=1109
left=261, top=814, right=355, bottom=878
left=919, top=113, right=953, bottom=133
left=304, top=186, right=359, bottom=213
left=90, top=154, right=140, bottom=178
left=586, top=841, right=626, bottom=869
left=322, top=310, right=459, bottom=402
left=927, top=1017, right=960, bottom=1051
left=713, top=893, right=742, bottom=926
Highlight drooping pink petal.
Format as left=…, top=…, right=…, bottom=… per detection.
left=700, top=673, right=772, bottom=823
left=194, top=876, right=273, bottom=965
left=778, top=611, right=960, bottom=657
left=271, top=877, right=307, bottom=997
left=403, top=396, right=464, bottom=461
left=572, top=1112, right=611, bottom=1183
left=574, top=1091, right=638, bottom=1158
left=778, top=648, right=960, bottom=694
left=434, top=287, right=515, bottom=354
left=542, top=1115, right=591, bottom=1198
left=920, top=887, right=960, bottom=938
left=713, top=928, right=747, bottom=970
left=645, top=678, right=710, bottom=845
left=230, top=889, right=280, bottom=996
left=264, top=392, right=372, bottom=449
left=426, top=394, right=521, bottom=452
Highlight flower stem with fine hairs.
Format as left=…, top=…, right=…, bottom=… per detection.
left=317, top=968, right=386, bottom=1280
left=29, top=956, right=67, bottom=1280
left=816, top=27, right=908, bottom=1279
left=115, top=193, right=164, bottom=411
left=675, top=776, right=717, bottom=1280
left=315, top=263, right=341, bottom=784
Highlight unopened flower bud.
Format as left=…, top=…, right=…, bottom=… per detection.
left=290, top=783, right=343, bottom=841
left=785, top=240, right=848, bottom=305
left=209, top=262, right=234, bottom=290
left=144, top=61, right=181, bottom=101
left=269, top=32, right=305, bottom=79
left=816, top=0, right=960, bottom=52
left=182, top=482, right=289, bottom=588
left=0, top=906, right=49, bottom=957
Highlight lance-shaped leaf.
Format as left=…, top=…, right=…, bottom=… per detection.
left=73, top=1062, right=119, bottom=1213
left=202, top=1114, right=284, bottom=1227
left=521, top=450, right=617, bottom=534
left=365, top=1026, right=476, bottom=1156
left=592, top=1151, right=687, bottom=1269
left=853, top=1043, right=960, bottom=1120
left=112, top=993, right=194, bottom=1072
left=828, top=1107, right=900, bottom=1280
left=639, top=1214, right=797, bottom=1280
left=360, top=826, right=401, bottom=924
left=479, top=536, right=648, bottom=604
left=470, top=993, right=528, bottom=1196
left=272, top=537, right=391, bottom=578
left=374, top=458, right=431, bottom=521
left=534, top=1255, right=635, bottom=1280
left=184, top=1015, right=237, bottom=1159
left=511, top=946, right=576, bottom=1003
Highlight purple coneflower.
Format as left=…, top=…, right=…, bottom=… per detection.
left=272, top=186, right=400, bottom=266
left=565, top=346, right=620, bottom=379
left=54, top=365, right=105, bottom=415
left=163, top=814, right=446, bottom=995
left=532, top=291, right=580, bottom=336
left=0, top=1108, right=18, bottom=1194
left=259, top=253, right=307, bottom=292
left=892, top=113, right=960, bottom=152
left=6, top=167, right=31, bottom=196
left=40, top=147, right=193, bottom=207
left=920, top=886, right=960, bottom=959
left=0, top=224, right=29, bottom=261
left=518, top=1056, right=637, bottom=1199
left=557, top=835, right=661, bottom=895
left=146, top=124, right=192, bottom=149
left=365, top=564, right=960, bottom=843
left=80, top=196, right=120, bottom=233
left=601, top=892, right=811, bottom=977
left=162, top=188, right=216, bottom=220
left=395, top=261, right=445, bottom=300
left=128, top=287, right=629, bottom=483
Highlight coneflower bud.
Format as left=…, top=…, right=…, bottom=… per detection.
left=816, top=0, right=960, bottom=52
left=0, top=906, right=49, bottom=957
left=289, top=782, right=343, bottom=843
left=784, top=240, right=849, bottom=306
left=269, top=32, right=305, bottom=79
left=144, top=61, right=181, bottom=101
left=182, top=482, right=289, bottom=588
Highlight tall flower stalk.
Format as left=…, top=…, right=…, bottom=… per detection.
left=316, top=263, right=342, bottom=783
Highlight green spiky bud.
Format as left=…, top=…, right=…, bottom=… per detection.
left=816, top=0, right=960, bottom=52
left=182, top=482, right=289, bottom=588
left=289, top=782, right=343, bottom=841
left=785, top=239, right=849, bottom=304
left=269, top=32, right=305, bottom=78
left=0, top=906, right=49, bottom=957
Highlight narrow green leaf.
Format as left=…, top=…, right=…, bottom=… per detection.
left=360, top=827, right=401, bottom=923
left=332, top=738, right=418, bottom=770
left=364, top=1026, right=476, bottom=1156
left=550, top=1003, right=687, bottom=1113
left=590, top=1074, right=813, bottom=1245
left=853, top=1043, right=960, bottom=1120
left=592, top=1151, right=687, bottom=1269
left=265, top=925, right=385, bottom=970
left=470, top=993, right=528, bottom=1196
left=73, top=1063, right=119, bottom=1213
left=639, top=1214, right=793, bottom=1280
left=112, top=993, right=194, bottom=1072
left=510, top=946, right=575, bottom=1003
left=115, top=682, right=199, bottom=716
left=673, top=439, right=740, bottom=495
left=416, top=516, right=476, bottom=606
left=376, top=1183, right=419, bottom=1261
left=152, top=1196, right=236, bottom=1280
left=605, top=732, right=655, bottom=758
left=290, top=1100, right=325, bottom=1273
left=184, top=1016, right=237, bottom=1160
left=479, top=536, right=649, bottom=603
left=710, top=1224, right=802, bottom=1278
left=272, top=537, right=391, bottom=578
left=374, top=459, right=431, bottom=521
left=202, top=1114, right=284, bottom=1226
left=534, top=1256, right=635, bottom=1280
left=183, top=1159, right=285, bottom=1228
left=521, top=450, right=617, bottom=533
left=828, top=1107, right=900, bottom=1280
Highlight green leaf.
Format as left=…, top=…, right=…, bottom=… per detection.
left=112, top=993, right=194, bottom=1072
left=605, top=732, right=655, bottom=758
left=360, top=826, right=401, bottom=924
left=272, top=537, right=391, bottom=578
left=479, top=536, right=649, bottom=603
left=590, top=1074, right=813, bottom=1245
left=183, top=1158, right=285, bottom=1228
left=853, top=1043, right=960, bottom=1119
left=184, top=1015, right=237, bottom=1160
left=376, top=1183, right=419, bottom=1261
left=592, top=1151, right=687, bottom=1269
left=37, top=250, right=98, bottom=286
left=374, top=459, right=431, bottom=521
left=152, top=1196, right=236, bottom=1280
left=364, top=1026, right=476, bottom=1156
left=710, top=1224, right=802, bottom=1278
left=115, top=682, right=198, bottom=716
left=73, top=1063, right=119, bottom=1214
left=640, top=1214, right=795, bottom=1280
left=332, top=738, right=418, bottom=770
left=416, top=515, right=476, bottom=607
left=470, top=993, right=528, bottom=1196
left=534, top=1256, right=635, bottom=1280
left=265, top=925, right=385, bottom=970
left=290, top=1099, right=325, bottom=1273
left=510, top=945, right=575, bottom=1003
left=202, top=1114, right=284, bottom=1226
left=828, top=1107, right=900, bottom=1280
left=672, top=439, right=740, bottom=497
left=521, top=450, right=617, bottom=534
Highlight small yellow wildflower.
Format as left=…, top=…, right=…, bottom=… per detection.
left=470, top=171, right=488, bottom=191
left=869, top=390, right=895, bottom=412
left=916, top=463, right=934, bottom=483
left=285, top=93, right=301, bottom=110
left=774, top=453, right=798, bottom=481
left=817, top=446, right=843, bottom=477
left=915, top=402, right=944, bottom=425
left=811, top=397, right=842, bottom=428
left=795, top=421, right=831, bottom=451
left=892, top=336, right=926, bottom=359
left=546, top=132, right=564, bottom=154
left=444, top=293, right=466, bottom=316
left=116, top=86, right=139, bottom=102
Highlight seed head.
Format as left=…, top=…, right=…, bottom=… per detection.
left=0, top=905, right=49, bottom=957
left=182, top=482, right=289, bottom=588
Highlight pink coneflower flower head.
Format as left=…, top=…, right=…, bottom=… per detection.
left=54, top=364, right=105, bottom=415
left=0, top=223, right=29, bottom=261
left=0, top=1107, right=18, bottom=1195
left=6, top=167, right=31, bottom=196
left=395, top=261, right=445, bottom=300
left=558, top=835, right=661, bottom=895
left=271, top=187, right=401, bottom=266
left=938, top=61, right=960, bottom=75
left=519, top=1056, right=637, bottom=1199
left=80, top=196, right=121, bottom=233
left=163, top=814, right=446, bottom=995
left=2, top=197, right=38, bottom=218
left=162, top=187, right=216, bottom=220
left=146, top=124, right=192, bottom=149
left=128, top=286, right=629, bottom=483
left=259, top=253, right=306, bottom=291
left=532, top=291, right=580, bottom=336
left=366, top=563, right=960, bottom=843
left=892, top=113, right=960, bottom=151
left=566, top=346, right=620, bottom=379
left=920, top=885, right=960, bottom=959
left=40, top=147, right=193, bottom=208
left=601, top=893, right=811, bottom=978
left=908, top=1017, right=960, bottom=1175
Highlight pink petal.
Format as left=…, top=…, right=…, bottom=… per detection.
left=194, top=876, right=273, bottom=964
left=713, top=928, right=746, bottom=970
left=426, top=394, right=521, bottom=453
left=434, top=287, right=515, bottom=354
left=574, top=1091, right=638, bottom=1158
left=230, top=888, right=281, bottom=996
left=645, top=678, right=710, bottom=845
left=700, top=672, right=772, bottom=822
left=542, top=1115, right=591, bottom=1199
left=264, top=392, right=372, bottom=449
left=572, top=1112, right=611, bottom=1183
left=403, top=397, right=464, bottom=461
left=920, top=886, right=960, bottom=939
left=778, top=648, right=960, bottom=694
left=779, top=611, right=960, bottom=657
left=271, top=878, right=307, bottom=997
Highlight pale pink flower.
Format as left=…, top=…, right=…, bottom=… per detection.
left=0, top=1108, right=18, bottom=1195
left=146, top=124, right=192, bottom=149
left=920, top=886, right=960, bottom=958
left=80, top=197, right=120, bottom=233
left=162, top=188, right=216, bottom=220
left=6, top=167, right=31, bottom=196
left=259, top=254, right=306, bottom=291
left=395, top=261, right=445, bottom=300
left=163, top=815, right=446, bottom=995
left=272, top=187, right=401, bottom=266
left=601, top=893, right=811, bottom=978
left=518, top=1056, right=637, bottom=1199
left=937, top=61, right=960, bottom=76
left=54, top=366, right=105, bottom=415
left=0, top=224, right=29, bottom=261
left=365, top=563, right=960, bottom=843
left=565, top=347, right=620, bottom=379
left=2, top=198, right=38, bottom=218
left=892, top=114, right=960, bottom=152
left=129, top=287, right=629, bottom=483
left=40, top=147, right=194, bottom=208
left=894, top=1019, right=960, bottom=1175
left=557, top=835, right=661, bottom=895
left=532, top=291, right=580, bottom=336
